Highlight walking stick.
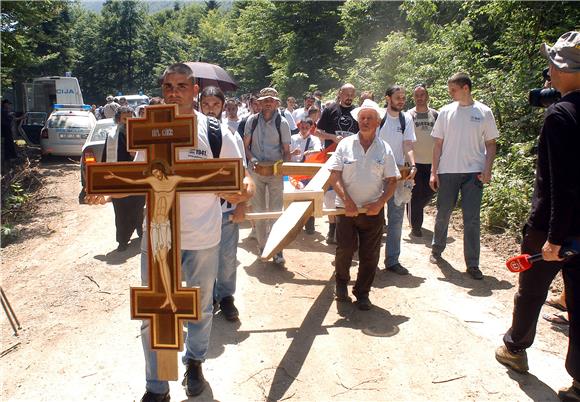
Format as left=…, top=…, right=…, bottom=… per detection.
left=0, top=287, right=21, bottom=336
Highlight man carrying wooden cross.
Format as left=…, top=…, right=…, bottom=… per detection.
left=329, top=99, right=399, bottom=311
left=134, top=64, right=244, bottom=401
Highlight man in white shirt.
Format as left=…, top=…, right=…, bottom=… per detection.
left=292, top=94, right=315, bottom=125
left=136, top=64, right=245, bottom=400
left=429, top=72, right=499, bottom=280
left=329, top=99, right=399, bottom=310
left=378, top=85, right=417, bottom=275
left=408, top=85, right=438, bottom=237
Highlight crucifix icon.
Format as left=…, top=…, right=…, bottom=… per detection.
left=85, top=104, right=243, bottom=378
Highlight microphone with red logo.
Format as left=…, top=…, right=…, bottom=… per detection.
left=506, top=242, right=579, bottom=273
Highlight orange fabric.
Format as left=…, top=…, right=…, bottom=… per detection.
left=289, top=142, right=337, bottom=183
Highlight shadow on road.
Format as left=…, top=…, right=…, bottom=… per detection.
left=243, top=257, right=329, bottom=287
left=93, top=237, right=141, bottom=265
left=373, top=270, right=426, bottom=289
left=432, top=256, right=513, bottom=297
left=506, top=370, right=560, bottom=401
left=265, top=281, right=335, bottom=402
left=207, top=318, right=249, bottom=360
left=335, top=301, right=409, bottom=338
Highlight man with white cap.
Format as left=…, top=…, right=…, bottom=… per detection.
left=329, top=99, right=399, bottom=310
left=243, top=87, right=291, bottom=265
left=495, top=31, right=580, bottom=402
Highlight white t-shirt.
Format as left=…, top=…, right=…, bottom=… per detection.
left=377, top=111, right=416, bottom=165
left=223, top=117, right=240, bottom=135
left=290, top=133, right=322, bottom=162
left=292, top=107, right=308, bottom=124
left=329, top=134, right=400, bottom=207
left=135, top=111, right=241, bottom=250
left=283, top=109, right=297, bottom=132
left=431, top=101, right=499, bottom=174
left=221, top=123, right=246, bottom=213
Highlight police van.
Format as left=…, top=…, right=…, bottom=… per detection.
left=24, top=76, right=84, bottom=115
left=40, top=104, right=96, bottom=157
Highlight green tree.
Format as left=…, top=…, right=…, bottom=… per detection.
left=1, top=1, right=73, bottom=88
left=97, top=0, right=148, bottom=95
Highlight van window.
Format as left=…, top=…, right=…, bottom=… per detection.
left=47, top=115, right=90, bottom=129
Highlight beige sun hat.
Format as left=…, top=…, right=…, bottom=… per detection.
left=257, top=87, right=281, bottom=101
left=540, top=31, right=580, bottom=72
left=350, top=99, right=386, bottom=121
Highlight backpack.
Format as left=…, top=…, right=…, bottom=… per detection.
left=379, top=111, right=406, bottom=134
left=206, top=116, right=222, bottom=158
left=248, top=112, right=282, bottom=151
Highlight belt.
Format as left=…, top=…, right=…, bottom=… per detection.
left=252, top=161, right=283, bottom=176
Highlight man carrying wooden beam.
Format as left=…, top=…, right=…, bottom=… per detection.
left=329, top=99, right=399, bottom=311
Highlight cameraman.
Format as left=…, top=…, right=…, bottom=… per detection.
left=495, top=31, right=580, bottom=401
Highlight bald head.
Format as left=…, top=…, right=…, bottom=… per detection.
left=339, top=83, right=356, bottom=107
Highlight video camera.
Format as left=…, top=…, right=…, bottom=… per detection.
left=529, top=68, right=561, bottom=107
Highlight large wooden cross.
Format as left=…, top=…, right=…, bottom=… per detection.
left=85, top=104, right=243, bottom=379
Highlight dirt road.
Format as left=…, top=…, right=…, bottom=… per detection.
left=0, top=158, right=570, bottom=401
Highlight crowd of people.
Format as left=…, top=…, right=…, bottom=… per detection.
left=82, top=30, right=579, bottom=402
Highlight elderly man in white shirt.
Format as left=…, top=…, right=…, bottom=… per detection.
left=329, top=99, right=399, bottom=311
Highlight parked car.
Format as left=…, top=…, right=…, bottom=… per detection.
left=40, top=105, right=96, bottom=157
left=78, top=118, right=116, bottom=203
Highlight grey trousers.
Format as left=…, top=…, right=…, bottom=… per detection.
left=249, top=171, right=284, bottom=248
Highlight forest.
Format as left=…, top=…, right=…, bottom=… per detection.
left=2, top=0, right=579, bottom=234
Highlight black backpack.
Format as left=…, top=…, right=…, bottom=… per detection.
left=206, top=116, right=222, bottom=158
left=379, top=111, right=406, bottom=134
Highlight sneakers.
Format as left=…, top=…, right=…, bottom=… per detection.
left=355, top=296, right=372, bottom=311
left=273, top=252, right=286, bottom=266
left=495, top=345, right=529, bottom=373
left=467, top=266, right=483, bottom=280
left=335, top=284, right=351, bottom=302
left=411, top=228, right=423, bottom=237
left=219, top=296, right=239, bottom=321
left=182, top=359, right=206, bottom=397
left=386, top=263, right=409, bottom=275
left=558, top=380, right=580, bottom=402
left=141, top=391, right=170, bottom=402
left=429, top=252, right=442, bottom=264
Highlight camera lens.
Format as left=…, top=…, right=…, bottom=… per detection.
left=529, top=88, right=561, bottom=107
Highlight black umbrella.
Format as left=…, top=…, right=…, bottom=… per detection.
left=185, top=62, right=238, bottom=92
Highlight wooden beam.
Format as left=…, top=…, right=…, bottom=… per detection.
left=275, top=162, right=324, bottom=176
left=244, top=208, right=369, bottom=221
left=261, top=159, right=333, bottom=260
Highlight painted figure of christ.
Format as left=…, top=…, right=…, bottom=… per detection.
left=104, top=158, right=230, bottom=312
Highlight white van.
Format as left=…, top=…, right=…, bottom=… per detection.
left=23, top=76, right=84, bottom=115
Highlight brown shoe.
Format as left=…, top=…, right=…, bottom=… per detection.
left=495, top=345, right=529, bottom=373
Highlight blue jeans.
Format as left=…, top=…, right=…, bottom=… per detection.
left=140, top=235, right=219, bottom=394
left=384, top=197, right=405, bottom=268
left=214, top=211, right=239, bottom=302
left=431, top=173, right=483, bottom=268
